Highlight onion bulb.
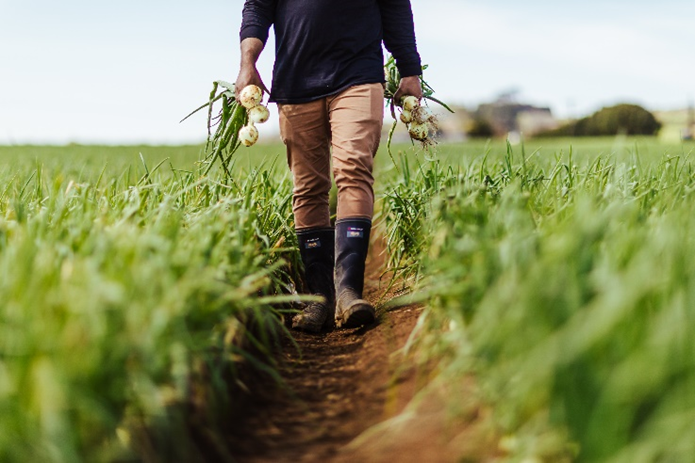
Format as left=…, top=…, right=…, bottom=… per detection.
left=400, top=110, right=413, bottom=124
left=408, top=122, right=429, bottom=141
left=401, top=95, right=420, bottom=112
left=239, top=124, right=259, bottom=147
left=248, top=104, right=270, bottom=124
left=239, top=85, right=263, bottom=109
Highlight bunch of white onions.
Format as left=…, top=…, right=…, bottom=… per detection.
left=382, top=55, right=453, bottom=162
left=237, top=85, right=270, bottom=147
left=398, top=96, right=435, bottom=142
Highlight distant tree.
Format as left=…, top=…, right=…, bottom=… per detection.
left=466, top=117, right=495, bottom=138
left=537, top=104, right=661, bottom=137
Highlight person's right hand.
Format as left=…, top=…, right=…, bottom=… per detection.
left=394, top=75, right=423, bottom=106
left=235, top=65, right=269, bottom=100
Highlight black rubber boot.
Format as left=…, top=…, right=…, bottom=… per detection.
left=292, top=228, right=335, bottom=333
left=334, top=219, right=375, bottom=329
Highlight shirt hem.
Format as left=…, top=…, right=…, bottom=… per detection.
left=270, top=78, right=385, bottom=105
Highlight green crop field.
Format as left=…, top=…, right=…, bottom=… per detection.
left=0, top=143, right=299, bottom=461
left=382, top=136, right=695, bottom=462
left=1, top=136, right=695, bottom=462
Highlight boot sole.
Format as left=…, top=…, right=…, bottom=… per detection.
left=291, top=303, right=333, bottom=334
left=292, top=314, right=336, bottom=333
left=292, top=317, right=324, bottom=333
left=338, top=301, right=375, bottom=329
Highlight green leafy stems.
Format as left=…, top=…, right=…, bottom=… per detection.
left=181, top=80, right=248, bottom=180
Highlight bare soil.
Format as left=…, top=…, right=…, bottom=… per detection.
left=227, top=235, right=497, bottom=463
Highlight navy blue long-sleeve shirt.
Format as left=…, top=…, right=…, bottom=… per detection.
left=240, top=0, right=422, bottom=104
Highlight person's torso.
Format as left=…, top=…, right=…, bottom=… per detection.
left=270, top=0, right=385, bottom=103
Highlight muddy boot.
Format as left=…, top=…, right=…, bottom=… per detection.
left=334, top=219, right=376, bottom=329
left=292, top=228, right=335, bottom=333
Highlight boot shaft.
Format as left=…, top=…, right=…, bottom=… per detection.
left=296, top=227, right=335, bottom=301
left=334, top=219, right=372, bottom=296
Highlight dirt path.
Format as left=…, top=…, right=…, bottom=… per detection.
left=227, top=235, right=495, bottom=462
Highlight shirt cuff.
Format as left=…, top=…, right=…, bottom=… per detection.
left=397, top=60, right=423, bottom=78
left=240, top=24, right=270, bottom=44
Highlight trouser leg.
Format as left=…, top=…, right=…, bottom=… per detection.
left=278, top=99, right=332, bottom=230
left=328, top=83, right=384, bottom=221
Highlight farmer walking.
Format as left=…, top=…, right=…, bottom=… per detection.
left=237, top=0, right=423, bottom=332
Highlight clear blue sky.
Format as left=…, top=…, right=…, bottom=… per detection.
left=1, top=0, right=692, bottom=144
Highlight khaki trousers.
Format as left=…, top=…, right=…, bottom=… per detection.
left=278, top=83, right=384, bottom=230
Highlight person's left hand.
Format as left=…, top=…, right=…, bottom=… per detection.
left=394, top=75, right=423, bottom=106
